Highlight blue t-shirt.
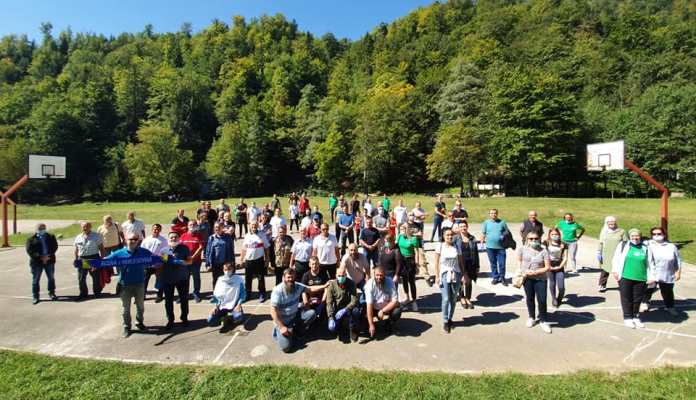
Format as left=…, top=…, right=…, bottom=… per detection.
left=271, top=282, right=307, bottom=325
left=105, top=247, right=153, bottom=286
left=482, top=219, right=508, bottom=250
left=339, top=214, right=354, bottom=228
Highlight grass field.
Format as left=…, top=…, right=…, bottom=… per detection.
left=0, top=350, right=694, bottom=399
left=10, top=196, right=696, bottom=262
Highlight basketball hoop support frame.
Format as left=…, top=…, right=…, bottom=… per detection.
left=1, top=174, right=28, bottom=247
left=624, top=160, right=669, bottom=236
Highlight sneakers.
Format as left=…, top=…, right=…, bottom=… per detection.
left=492, top=279, right=499, bottom=285
left=411, top=302, right=418, bottom=312
left=666, top=307, right=679, bottom=316
left=501, top=279, right=509, bottom=287
left=639, top=302, right=649, bottom=313
left=624, top=319, right=636, bottom=329
left=540, top=322, right=552, bottom=334
left=552, top=298, right=559, bottom=308
left=32, top=297, right=39, bottom=305
left=598, top=285, right=607, bottom=293
left=193, top=294, right=201, bottom=303
left=258, top=294, right=266, bottom=303
left=526, top=318, right=536, bottom=328
left=632, top=318, right=645, bottom=329
left=122, top=327, right=131, bottom=338
left=443, top=322, right=451, bottom=334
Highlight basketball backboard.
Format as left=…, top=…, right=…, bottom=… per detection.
left=28, top=155, right=66, bottom=179
left=587, top=140, right=624, bottom=171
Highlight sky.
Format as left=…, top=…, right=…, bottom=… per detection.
left=0, top=0, right=437, bottom=42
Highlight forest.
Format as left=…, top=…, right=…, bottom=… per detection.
left=1, top=0, right=695, bottom=201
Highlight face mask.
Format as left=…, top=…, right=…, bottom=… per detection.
left=630, top=239, right=641, bottom=246
left=550, top=235, right=560, bottom=241
left=530, top=240, right=541, bottom=249
left=652, top=235, right=664, bottom=242
left=38, top=229, right=47, bottom=236
left=337, top=276, right=346, bottom=285
left=225, top=270, right=234, bottom=278
left=384, top=243, right=390, bottom=249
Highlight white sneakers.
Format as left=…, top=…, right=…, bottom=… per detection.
left=540, top=322, right=552, bottom=334
left=624, top=318, right=645, bottom=329
left=639, top=302, right=650, bottom=312
left=632, top=318, right=645, bottom=328
left=526, top=318, right=536, bottom=328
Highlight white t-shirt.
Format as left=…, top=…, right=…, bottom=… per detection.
left=141, top=235, right=168, bottom=256
left=243, top=233, right=269, bottom=261
left=363, top=202, right=373, bottom=216
left=300, top=216, right=312, bottom=231
left=291, top=239, right=313, bottom=263
left=312, top=234, right=338, bottom=264
left=270, top=216, right=287, bottom=239
left=393, top=206, right=408, bottom=224
left=364, top=278, right=397, bottom=310
left=247, top=206, right=261, bottom=222
left=412, top=207, right=426, bottom=223
left=436, top=242, right=461, bottom=275
left=289, top=204, right=299, bottom=219
left=122, top=219, right=146, bottom=239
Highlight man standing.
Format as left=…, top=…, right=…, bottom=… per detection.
left=241, top=221, right=270, bottom=302
left=170, top=209, right=189, bottom=236
left=298, top=194, right=310, bottom=218
left=392, top=199, right=408, bottom=229
left=141, top=224, right=168, bottom=302
left=326, top=268, right=360, bottom=342
left=520, top=210, right=544, bottom=245
left=274, top=225, right=294, bottom=285
left=74, top=222, right=105, bottom=300
left=365, top=266, right=401, bottom=338
left=312, top=223, right=341, bottom=279
left=349, top=194, right=361, bottom=217
left=340, top=243, right=370, bottom=290
left=205, top=222, right=235, bottom=289
left=430, top=195, right=447, bottom=242
left=328, top=193, right=338, bottom=223
left=26, top=223, right=59, bottom=304
left=451, top=200, right=469, bottom=224
left=247, top=201, right=261, bottom=225
left=216, top=198, right=230, bottom=215
left=180, top=220, right=204, bottom=303
left=236, top=198, right=248, bottom=238
left=104, top=232, right=152, bottom=338
left=121, top=211, right=146, bottom=240
left=481, top=208, right=510, bottom=286
left=160, top=231, right=192, bottom=331
left=381, top=194, right=391, bottom=215
left=270, top=194, right=281, bottom=213
left=338, top=204, right=354, bottom=255
left=373, top=205, right=389, bottom=242
left=97, top=215, right=124, bottom=295
left=270, top=268, right=326, bottom=353
left=359, top=216, right=381, bottom=268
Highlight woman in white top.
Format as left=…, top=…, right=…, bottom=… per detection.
left=288, top=201, right=300, bottom=232
left=644, top=226, right=682, bottom=316
left=434, top=229, right=464, bottom=333
left=290, top=229, right=313, bottom=279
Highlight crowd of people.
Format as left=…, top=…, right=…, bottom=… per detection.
left=26, top=193, right=683, bottom=350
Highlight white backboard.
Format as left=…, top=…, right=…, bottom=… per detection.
left=587, top=140, right=624, bottom=171
left=29, top=155, right=66, bottom=179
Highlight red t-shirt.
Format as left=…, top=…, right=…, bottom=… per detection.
left=180, top=231, right=203, bottom=263
left=299, top=198, right=310, bottom=214
left=307, top=224, right=321, bottom=240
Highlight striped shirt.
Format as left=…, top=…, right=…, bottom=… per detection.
left=74, top=232, right=103, bottom=257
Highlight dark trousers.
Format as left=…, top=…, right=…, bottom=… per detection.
left=330, top=207, right=336, bottom=223
left=340, top=229, right=353, bottom=255
left=245, top=258, right=266, bottom=298
left=364, top=249, right=379, bottom=268
left=275, top=263, right=290, bottom=285
left=294, top=260, right=309, bottom=280
left=598, top=270, right=610, bottom=287
left=523, top=278, right=548, bottom=322
left=163, top=279, right=189, bottom=323
left=144, top=267, right=163, bottom=298
left=188, top=262, right=201, bottom=296
left=77, top=254, right=101, bottom=297
left=237, top=220, right=248, bottom=238
left=211, top=263, right=224, bottom=289
left=320, top=263, right=337, bottom=280
left=645, top=282, right=675, bottom=308
left=290, top=217, right=300, bottom=231
left=461, top=281, right=473, bottom=300
left=31, top=262, right=56, bottom=299
left=430, top=216, right=443, bottom=242
left=400, top=256, right=416, bottom=299
left=619, top=278, right=646, bottom=319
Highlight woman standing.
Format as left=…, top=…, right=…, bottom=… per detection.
left=397, top=224, right=419, bottom=311
left=454, top=221, right=479, bottom=309
left=555, top=213, right=585, bottom=273
left=435, top=229, right=464, bottom=333
left=544, top=228, right=567, bottom=308
left=289, top=200, right=300, bottom=232
left=597, top=216, right=627, bottom=292
left=612, top=229, right=651, bottom=329
left=644, top=227, right=682, bottom=316
left=518, top=232, right=552, bottom=333
left=379, top=234, right=402, bottom=286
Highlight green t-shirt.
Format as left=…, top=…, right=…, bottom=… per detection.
left=556, top=220, right=583, bottom=242
left=397, top=234, right=417, bottom=257
left=622, top=245, right=647, bottom=281
left=382, top=197, right=391, bottom=212
left=329, top=197, right=338, bottom=209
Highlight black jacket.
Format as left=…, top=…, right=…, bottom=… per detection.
left=26, top=233, right=59, bottom=264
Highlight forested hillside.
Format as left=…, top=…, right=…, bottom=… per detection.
left=1, top=0, right=695, bottom=201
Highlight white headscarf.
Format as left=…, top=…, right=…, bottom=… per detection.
left=600, top=216, right=617, bottom=238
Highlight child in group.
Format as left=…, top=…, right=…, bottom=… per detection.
left=207, top=263, right=246, bottom=331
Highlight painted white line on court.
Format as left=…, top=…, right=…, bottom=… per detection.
left=212, top=303, right=261, bottom=364
left=558, top=310, right=696, bottom=340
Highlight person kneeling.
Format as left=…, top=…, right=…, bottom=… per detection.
left=365, top=266, right=402, bottom=338
left=208, top=263, right=246, bottom=332
left=271, top=268, right=328, bottom=353
left=326, top=268, right=360, bottom=342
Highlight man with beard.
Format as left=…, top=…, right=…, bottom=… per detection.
left=365, top=266, right=402, bottom=338
left=271, top=268, right=328, bottom=353
left=326, top=267, right=361, bottom=342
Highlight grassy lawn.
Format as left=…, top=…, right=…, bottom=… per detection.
left=11, top=196, right=696, bottom=262
left=1, top=350, right=695, bottom=399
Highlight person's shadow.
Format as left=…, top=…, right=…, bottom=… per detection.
left=562, top=294, right=605, bottom=308
left=551, top=311, right=596, bottom=328
left=456, top=311, right=519, bottom=327
left=475, top=292, right=523, bottom=307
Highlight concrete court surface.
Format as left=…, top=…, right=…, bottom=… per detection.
left=1, top=223, right=695, bottom=374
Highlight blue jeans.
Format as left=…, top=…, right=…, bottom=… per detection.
left=328, top=307, right=362, bottom=332
left=273, top=308, right=317, bottom=352
left=31, top=263, right=56, bottom=298
left=440, top=271, right=462, bottom=323
left=486, top=248, right=507, bottom=282
left=430, top=216, right=443, bottom=242
left=188, top=262, right=201, bottom=296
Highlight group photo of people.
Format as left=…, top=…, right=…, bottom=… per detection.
left=27, top=192, right=683, bottom=352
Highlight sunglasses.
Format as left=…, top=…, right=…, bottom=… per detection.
left=127, top=238, right=138, bottom=242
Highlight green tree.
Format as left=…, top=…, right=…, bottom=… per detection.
left=204, top=123, right=251, bottom=195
